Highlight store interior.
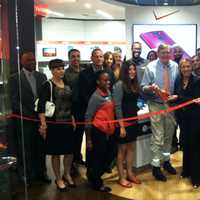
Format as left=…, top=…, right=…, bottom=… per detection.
left=1, top=0, right=200, bottom=200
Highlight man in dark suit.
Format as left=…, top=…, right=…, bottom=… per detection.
left=9, top=52, right=50, bottom=184
left=78, top=48, right=114, bottom=113
left=77, top=49, right=115, bottom=190
left=63, top=49, right=85, bottom=166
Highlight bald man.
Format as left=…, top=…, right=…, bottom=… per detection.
left=9, top=52, right=50, bottom=185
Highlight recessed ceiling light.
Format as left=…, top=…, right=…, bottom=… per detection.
left=84, top=3, right=91, bottom=9
left=163, top=2, right=168, bottom=5
left=96, top=9, right=113, bottom=19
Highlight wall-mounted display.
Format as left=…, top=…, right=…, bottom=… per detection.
left=37, top=41, right=127, bottom=62
left=42, top=47, right=57, bottom=57
left=133, top=24, right=197, bottom=59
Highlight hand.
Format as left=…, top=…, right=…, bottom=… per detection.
left=151, top=84, right=161, bottom=93
left=193, top=98, right=200, bottom=104
left=166, top=95, right=178, bottom=102
left=120, top=127, right=126, bottom=138
left=39, top=124, right=47, bottom=139
left=71, top=116, right=76, bottom=131
left=72, top=121, right=76, bottom=131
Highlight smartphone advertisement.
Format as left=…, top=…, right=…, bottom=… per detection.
left=133, top=24, right=197, bottom=59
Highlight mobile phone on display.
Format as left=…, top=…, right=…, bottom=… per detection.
left=140, top=30, right=190, bottom=58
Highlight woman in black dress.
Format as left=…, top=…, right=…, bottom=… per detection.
left=38, top=59, right=76, bottom=191
left=113, top=60, right=141, bottom=188
left=174, top=58, right=200, bottom=188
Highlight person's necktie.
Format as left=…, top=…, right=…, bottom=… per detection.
left=163, top=65, right=170, bottom=95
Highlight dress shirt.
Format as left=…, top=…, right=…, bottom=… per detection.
left=23, top=68, right=37, bottom=98
left=141, top=59, right=179, bottom=103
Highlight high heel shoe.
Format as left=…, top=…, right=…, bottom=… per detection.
left=62, top=176, right=76, bottom=188
left=55, top=180, right=67, bottom=192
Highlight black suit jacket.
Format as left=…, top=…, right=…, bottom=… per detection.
left=9, top=69, right=47, bottom=117
left=77, top=65, right=97, bottom=113
left=174, top=74, right=200, bottom=119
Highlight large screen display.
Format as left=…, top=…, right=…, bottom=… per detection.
left=133, top=24, right=197, bottom=59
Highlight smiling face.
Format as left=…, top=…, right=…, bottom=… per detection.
left=158, top=45, right=171, bottom=65
left=113, top=52, right=122, bottom=66
left=128, top=64, right=137, bottom=80
left=192, top=56, right=200, bottom=69
left=97, top=72, right=110, bottom=91
left=180, top=60, right=192, bottom=79
left=21, top=52, right=36, bottom=71
left=173, top=47, right=183, bottom=60
left=104, top=54, right=113, bottom=68
left=132, top=42, right=142, bottom=58
left=193, top=60, right=200, bottom=76
left=69, top=50, right=80, bottom=67
left=51, top=66, right=65, bottom=79
left=91, top=49, right=104, bottom=68
left=147, top=51, right=157, bottom=61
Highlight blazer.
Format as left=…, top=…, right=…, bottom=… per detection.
left=9, top=69, right=47, bottom=117
left=77, top=64, right=115, bottom=111
left=174, top=74, right=200, bottom=119
left=77, top=64, right=98, bottom=112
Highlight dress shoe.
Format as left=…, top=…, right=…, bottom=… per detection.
left=152, top=167, right=167, bottom=182
left=93, top=185, right=111, bottom=193
left=163, top=161, right=177, bottom=175
left=192, top=184, right=199, bottom=189
left=37, top=174, right=51, bottom=184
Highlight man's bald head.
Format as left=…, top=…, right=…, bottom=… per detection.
left=21, top=52, right=36, bottom=71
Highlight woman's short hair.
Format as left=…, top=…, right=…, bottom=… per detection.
left=48, top=59, right=65, bottom=70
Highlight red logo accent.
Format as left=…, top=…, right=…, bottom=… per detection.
left=153, top=9, right=180, bottom=20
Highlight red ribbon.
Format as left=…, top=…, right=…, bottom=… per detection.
left=0, top=99, right=195, bottom=125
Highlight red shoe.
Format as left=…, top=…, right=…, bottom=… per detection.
left=127, top=176, right=141, bottom=184
left=118, top=180, right=133, bottom=188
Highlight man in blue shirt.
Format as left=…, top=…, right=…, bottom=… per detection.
left=141, top=44, right=179, bottom=181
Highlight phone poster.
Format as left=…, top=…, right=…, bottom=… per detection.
left=133, top=24, right=197, bottom=59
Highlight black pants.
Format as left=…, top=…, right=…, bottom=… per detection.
left=104, top=135, right=117, bottom=171
left=87, top=127, right=110, bottom=189
left=15, top=119, right=46, bottom=180
left=181, top=118, right=200, bottom=185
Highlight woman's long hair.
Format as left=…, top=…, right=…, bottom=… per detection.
left=120, top=60, right=140, bottom=93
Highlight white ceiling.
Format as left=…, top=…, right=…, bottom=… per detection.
left=38, top=0, right=125, bottom=19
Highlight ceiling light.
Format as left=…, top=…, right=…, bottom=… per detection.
left=84, top=3, right=91, bottom=9
left=163, top=0, right=168, bottom=6
left=96, top=9, right=113, bottom=19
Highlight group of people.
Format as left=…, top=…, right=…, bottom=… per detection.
left=9, top=42, right=200, bottom=193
